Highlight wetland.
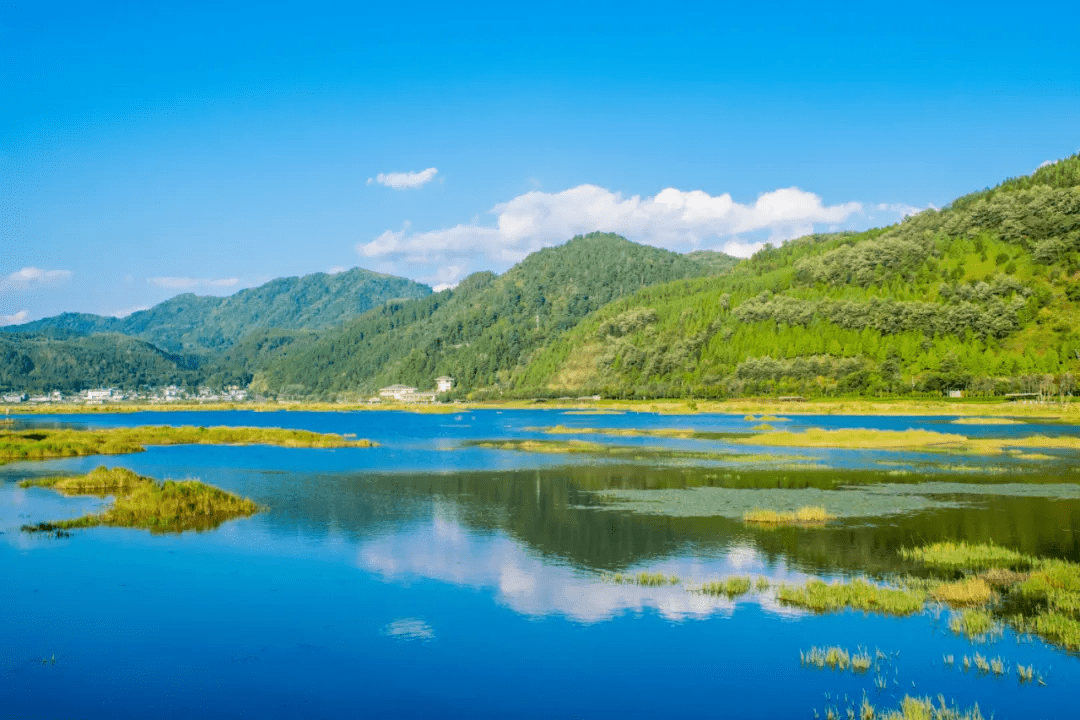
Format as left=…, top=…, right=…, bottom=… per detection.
left=3, top=408, right=1080, bottom=718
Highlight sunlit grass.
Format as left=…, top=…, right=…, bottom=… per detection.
left=932, top=577, right=994, bottom=607
left=21, top=466, right=262, bottom=534
left=0, top=425, right=374, bottom=465
left=948, top=609, right=999, bottom=640
left=900, top=541, right=1032, bottom=571
left=744, top=506, right=835, bottom=526
left=606, top=571, right=681, bottom=587
left=778, top=579, right=925, bottom=616
left=698, top=576, right=752, bottom=598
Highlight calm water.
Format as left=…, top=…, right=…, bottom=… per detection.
left=3, top=410, right=1080, bottom=718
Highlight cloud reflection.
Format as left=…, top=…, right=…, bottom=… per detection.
left=358, top=505, right=813, bottom=623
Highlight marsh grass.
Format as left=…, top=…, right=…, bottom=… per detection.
left=744, top=506, right=835, bottom=526
left=932, top=578, right=994, bottom=607
left=900, top=541, right=1032, bottom=571
left=607, top=571, right=681, bottom=587
left=778, top=579, right=925, bottom=616
left=947, top=609, right=1000, bottom=641
left=699, top=576, right=752, bottom=598
left=734, top=427, right=1080, bottom=455
left=905, top=541, right=1080, bottom=651
left=0, top=425, right=374, bottom=465
left=21, top=466, right=262, bottom=534
left=470, top=438, right=771, bottom=463
left=19, top=466, right=147, bottom=495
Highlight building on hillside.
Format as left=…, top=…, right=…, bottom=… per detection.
left=400, top=390, right=437, bottom=403
left=2, top=394, right=26, bottom=403
left=435, top=376, right=454, bottom=393
left=86, top=388, right=114, bottom=401
left=379, top=384, right=417, bottom=402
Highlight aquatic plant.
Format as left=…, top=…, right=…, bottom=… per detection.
left=947, top=609, right=999, bottom=640
left=900, top=541, right=1032, bottom=571
left=1016, top=664, right=1034, bottom=683
left=20, top=466, right=148, bottom=494
left=755, top=576, right=770, bottom=591
left=607, top=571, right=680, bottom=587
left=1, top=425, right=374, bottom=465
left=819, top=694, right=984, bottom=720
left=778, top=579, right=925, bottom=616
left=989, top=656, right=1005, bottom=676
left=21, top=466, right=262, bottom=534
left=743, top=506, right=835, bottom=526
left=699, top=576, right=752, bottom=598
left=932, top=578, right=994, bottom=607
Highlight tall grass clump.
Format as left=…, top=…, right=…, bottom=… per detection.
left=699, top=576, right=752, bottom=598
left=21, top=466, right=262, bottom=534
left=778, top=579, right=925, bottom=616
left=19, top=466, right=147, bottom=494
left=1, top=425, right=374, bottom=465
left=743, top=506, right=835, bottom=526
left=948, top=609, right=999, bottom=640
left=932, top=578, right=994, bottom=607
left=900, top=541, right=1032, bottom=571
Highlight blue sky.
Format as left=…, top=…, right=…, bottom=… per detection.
left=3, top=0, right=1078, bottom=322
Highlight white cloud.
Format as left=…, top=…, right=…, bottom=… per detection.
left=1, top=309, right=29, bottom=325
left=147, top=276, right=240, bottom=290
left=0, top=267, right=72, bottom=293
left=110, top=305, right=149, bottom=318
left=875, top=202, right=926, bottom=219
left=368, top=167, right=439, bottom=190
left=327, top=266, right=348, bottom=275
left=358, top=184, right=863, bottom=287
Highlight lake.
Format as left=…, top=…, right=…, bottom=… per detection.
left=3, top=409, right=1080, bottom=718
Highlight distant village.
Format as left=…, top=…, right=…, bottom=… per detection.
left=0, top=377, right=456, bottom=406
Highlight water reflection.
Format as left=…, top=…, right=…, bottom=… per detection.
left=357, top=504, right=813, bottom=622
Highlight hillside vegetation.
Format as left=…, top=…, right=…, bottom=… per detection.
left=253, top=233, right=734, bottom=396
left=5, top=267, right=430, bottom=354
left=515, top=155, right=1080, bottom=398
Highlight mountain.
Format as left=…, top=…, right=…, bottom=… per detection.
left=0, top=332, right=205, bottom=393
left=514, top=154, right=1080, bottom=398
left=5, top=267, right=432, bottom=354
left=253, top=233, right=734, bottom=397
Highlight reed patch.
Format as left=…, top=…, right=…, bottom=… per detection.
left=21, top=466, right=262, bottom=534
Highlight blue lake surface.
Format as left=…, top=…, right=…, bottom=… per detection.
left=3, top=409, right=1080, bottom=718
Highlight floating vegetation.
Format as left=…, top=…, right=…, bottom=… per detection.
left=948, top=609, right=1000, bottom=640
left=751, top=423, right=774, bottom=431
left=589, top=486, right=954, bottom=520
left=605, top=571, right=681, bottom=587
left=950, top=417, right=1024, bottom=425
left=904, top=542, right=1080, bottom=651
left=900, top=541, right=1032, bottom=571
left=698, top=576, right=752, bottom=598
left=817, top=694, right=984, bottom=720
left=743, top=505, right=835, bottom=526
left=733, top=427, right=1080, bottom=455
left=778, top=579, right=925, bottom=616
left=20, top=466, right=262, bottom=534
left=534, top=425, right=747, bottom=440
left=0, top=425, right=375, bottom=465
left=470, top=438, right=784, bottom=465
left=801, top=646, right=852, bottom=672
left=755, top=576, right=770, bottom=591
left=932, top=578, right=994, bottom=607
left=1017, top=664, right=1034, bottom=683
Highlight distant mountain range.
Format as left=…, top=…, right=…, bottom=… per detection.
left=4, top=154, right=1078, bottom=399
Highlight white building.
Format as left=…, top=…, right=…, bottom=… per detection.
left=86, top=388, right=114, bottom=401
left=435, top=376, right=454, bottom=393
left=379, top=384, right=417, bottom=402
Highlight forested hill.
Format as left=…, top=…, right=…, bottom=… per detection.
left=515, top=154, right=1080, bottom=399
left=5, top=267, right=431, bottom=354
left=252, top=233, right=735, bottom=397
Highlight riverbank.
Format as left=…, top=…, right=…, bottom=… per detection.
left=3, top=396, right=1076, bottom=418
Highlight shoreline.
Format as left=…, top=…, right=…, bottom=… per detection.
left=2, top=397, right=1075, bottom=418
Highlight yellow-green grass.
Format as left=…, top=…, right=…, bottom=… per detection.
left=533, top=425, right=746, bottom=440
left=19, top=465, right=149, bottom=494
left=606, top=571, right=680, bottom=587
left=904, top=542, right=1080, bottom=651
left=732, top=427, right=1080, bottom=455
left=743, top=506, right=835, bottom=526
left=469, top=438, right=773, bottom=463
left=931, top=578, right=994, bottom=607
left=777, top=579, right=926, bottom=616
left=21, top=466, right=262, bottom=534
left=698, top=576, right=753, bottom=598
left=10, top=397, right=1078, bottom=420
left=900, top=541, right=1032, bottom=571
left=950, top=417, right=1024, bottom=425
left=800, top=645, right=874, bottom=674
left=820, top=695, right=984, bottom=720
left=948, top=609, right=999, bottom=640
left=0, top=425, right=375, bottom=465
